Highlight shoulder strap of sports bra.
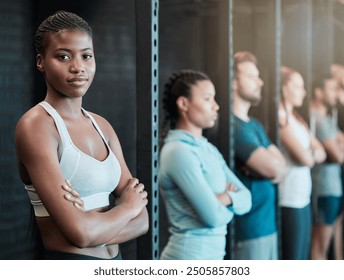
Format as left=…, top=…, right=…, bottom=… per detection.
left=81, top=109, right=109, bottom=146
left=38, top=101, right=72, bottom=148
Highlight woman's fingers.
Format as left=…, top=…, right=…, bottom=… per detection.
left=127, top=178, right=140, bottom=188
left=62, top=179, right=85, bottom=211
left=227, top=183, right=237, bottom=192
left=64, top=179, right=81, bottom=197
left=74, top=202, right=85, bottom=211
left=134, top=183, right=145, bottom=193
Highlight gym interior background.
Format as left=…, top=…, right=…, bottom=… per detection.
left=1, top=0, right=344, bottom=259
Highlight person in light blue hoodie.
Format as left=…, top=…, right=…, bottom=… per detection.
left=159, top=69, right=252, bottom=260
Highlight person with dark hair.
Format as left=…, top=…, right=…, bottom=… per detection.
left=15, top=11, right=148, bottom=260
left=232, top=51, right=288, bottom=260
left=310, top=77, right=344, bottom=259
left=159, top=69, right=251, bottom=260
left=278, top=66, right=326, bottom=259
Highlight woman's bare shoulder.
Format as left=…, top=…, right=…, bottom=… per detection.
left=15, top=105, right=59, bottom=149
left=17, top=105, right=52, bottom=130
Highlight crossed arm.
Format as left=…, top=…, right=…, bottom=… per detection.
left=322, top=130, right=344, bottom=164
left=63, top=179, right=148, bottom=245
left=279, top=119, right=326, bottom=167
left=15, top=111, right=148, bottom=248
left=244, top=145, right=288, bottom=184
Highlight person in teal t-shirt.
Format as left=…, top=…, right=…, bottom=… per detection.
left=232, top=51, right=288, bottom=260
left=159, top=69, right=252, bottom=260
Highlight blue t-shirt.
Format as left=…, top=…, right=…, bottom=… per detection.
left=234, top=116, right=277, bottom=240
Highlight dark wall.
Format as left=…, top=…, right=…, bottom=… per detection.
left=333, top=1, right=344, bottom=64
left=281, top=0, right=312, bottom=122
left=0, top=0, right=137, bottom=259
left=0, top=0, right=37, bottom=259
left=233, top=0, right=279, bottom=141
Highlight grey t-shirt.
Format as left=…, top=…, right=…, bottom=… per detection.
left=311, top=113, right=342, bottom=197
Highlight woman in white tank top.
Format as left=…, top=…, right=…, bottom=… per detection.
left=278, top=67, right=326, bottom=259
left=15, top=11, right=148, bottom=260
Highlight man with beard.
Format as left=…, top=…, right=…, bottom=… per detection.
left=310, top=77, right=344, bottom=259
left=232, top=51, right=287, bottom=259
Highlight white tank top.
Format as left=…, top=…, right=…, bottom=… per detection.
left=279, top=113, right=312, bottom=208
left=25, top=101, right=122, bottom=216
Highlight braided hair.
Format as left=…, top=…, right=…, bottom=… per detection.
left=161, top=69, right=210, bottom=138
left=34, top=11, right=92, bottom=54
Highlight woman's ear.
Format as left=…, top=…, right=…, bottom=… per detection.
left=281, top=84, right=288, bottom=100
left=314, top=87, right=323, bottom=101
left=176, top=96, right=189, bottom=113
left=36, top=54, right=44, bottom=72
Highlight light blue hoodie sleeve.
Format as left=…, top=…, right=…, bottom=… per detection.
left=162, top=144, right=234, bottom=228
left=214, top=148, right=252, bottom=215
left=225, top=168, right=252, bottom=215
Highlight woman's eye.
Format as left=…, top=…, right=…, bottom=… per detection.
left=83, top=54, right=93, bottom=60
left=58, top=54, right=70, bottom=61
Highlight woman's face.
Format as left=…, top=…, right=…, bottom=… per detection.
left=184, top=80, right=219, bottom=129
left=282, top=72, right=306, bottom=108
left=37, top=30, right=96, bottom=99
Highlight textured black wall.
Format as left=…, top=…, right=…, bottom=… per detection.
left=0, top=0, right=37, bottom=259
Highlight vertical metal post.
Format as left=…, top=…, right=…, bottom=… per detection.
left=305, top=0, right=313, bottom=125
left=218, top=0, right=234, bottom=260
left=275, top=0, right=281, bottom=143
left=227, top=0, right=235, bottom=260
left=274, top=0, right=282, bottom=260
left=228, top=2, right=234, bottom=171
left=135, top=0, right=159, bottom=260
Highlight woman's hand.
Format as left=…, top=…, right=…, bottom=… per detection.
left=116, top=178, right=148, bottom=217
left=216, top=183, right=237, bottom=206
left=62, top=179, right=85, bottom=211
left=226, top=182, right=237, bottom=192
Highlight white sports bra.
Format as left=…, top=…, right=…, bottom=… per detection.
left=25, top=101, right=121, bottom=217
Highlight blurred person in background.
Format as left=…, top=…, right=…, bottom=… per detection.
left=310, top=76, right=344, bottom=260
left=278, top=66, right=325, bottom=260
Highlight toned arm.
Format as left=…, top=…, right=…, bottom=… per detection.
left=246, top=145, right=288, bottom=183
left=279, top=121, right=315, bottom=167
left=234, top=117, right=287, bottom=183
left=322, top=134, right=344, bottom=164
left=316, top=116, right=344, bottom=164
left=94, top=114, right=149, bottom=243
left=309, top=132, right=326, bottom=164
left=279, top=112, right=326, bottom=167
left=16, top=111, right=147, bottom=248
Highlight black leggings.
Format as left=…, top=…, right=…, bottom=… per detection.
left=281, top=204, right=312, bottom=260
left=44, top=250, right=122, bottom=260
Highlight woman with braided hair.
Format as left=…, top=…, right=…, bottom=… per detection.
left=15, top=11, right=148, bottom=259
left=159, top=69, right=252, bottom=260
